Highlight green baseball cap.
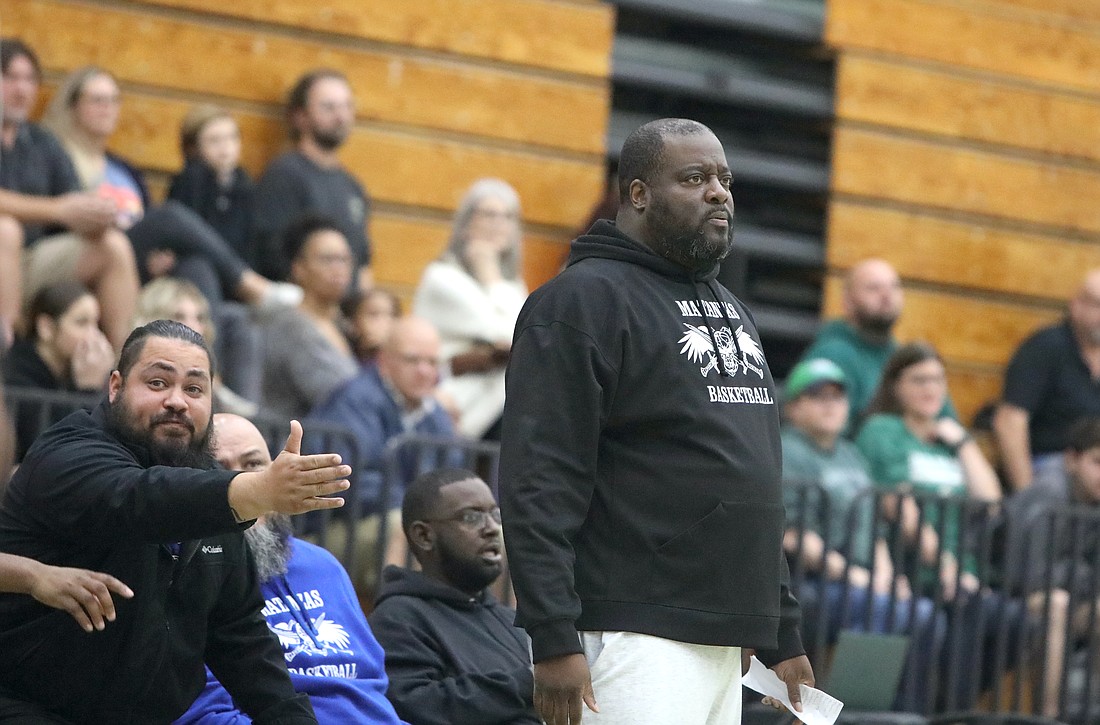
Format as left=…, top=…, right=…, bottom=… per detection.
left=785, top=358, right=848, bottom=399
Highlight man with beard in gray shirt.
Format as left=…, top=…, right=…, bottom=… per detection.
left=251, top=69, right=372, bottom=289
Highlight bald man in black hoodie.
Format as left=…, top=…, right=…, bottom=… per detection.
left=500, top=119, right=813, bottom=725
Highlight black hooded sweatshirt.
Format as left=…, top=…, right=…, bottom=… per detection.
left=499, top=220, right=803, bottom=665
left=369, top=566, right=540, bottom=725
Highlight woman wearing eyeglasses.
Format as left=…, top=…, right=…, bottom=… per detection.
left=856, top=341, right=1013, bottom=710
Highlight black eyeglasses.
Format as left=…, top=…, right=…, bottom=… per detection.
left=424, top=508, right=502, bottom=528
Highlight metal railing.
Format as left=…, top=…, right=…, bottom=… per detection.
left=785, top=480, right=1100, bottom=723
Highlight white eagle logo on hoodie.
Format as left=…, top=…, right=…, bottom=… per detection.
left=678, top=323, right=765, bottom=379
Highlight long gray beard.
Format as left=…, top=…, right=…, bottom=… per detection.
left=244, top=514, right=293, bottom=583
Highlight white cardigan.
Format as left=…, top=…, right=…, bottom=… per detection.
left=413, top=259, right=527, bottom=439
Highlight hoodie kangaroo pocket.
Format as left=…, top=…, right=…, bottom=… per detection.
left=644, top=500, right=783, bottom=616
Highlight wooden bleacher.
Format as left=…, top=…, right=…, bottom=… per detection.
left=3, top=0, right=614, bottom=300
left=825, top=0, right=1100, bottom=423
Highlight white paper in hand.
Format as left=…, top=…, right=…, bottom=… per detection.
left=740, top=655, right=844, bottom=725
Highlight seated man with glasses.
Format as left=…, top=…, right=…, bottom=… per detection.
left=369, top=468, right=539, bottom=725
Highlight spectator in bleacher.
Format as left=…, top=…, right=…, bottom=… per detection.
left=343, top=287, right=401, bottom=367
left=370, top=467, right=539, bottom=725
left=176, top=413, right=406, bottom=725
left=800, top=259, right=954, bottom=432
left=309, top=316, right=458, bottom=590
left=42, top=65, right=300, bottom=320
left=994, top=269, right=1100, bottom=493
left=413, top=179, right=527, bottom=440
left=252, top=69, right=371, bottom=288
left=169, top=105, right=253, bottom=261
left=133, top=277, right=261, bottom=416
left=262, top=214, right=358, bottom=420
left=0, top=38, right=139, bottom=351
left=2, top=281, right=114, bottom=460
left=856, top=342, right=1009, bottom=709
left=1006, top=416, right=1100, bottom=718
left=781, top=357, right=940, bottom=710
left=0, top=319, right=351, bottom=722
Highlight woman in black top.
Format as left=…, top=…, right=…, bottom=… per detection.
left=2, top=281, right=113, bottom=459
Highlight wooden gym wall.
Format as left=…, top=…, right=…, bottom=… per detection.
left=825, top=0, right=1100, bottom=423
left=1, top=0, right=614, bottom=299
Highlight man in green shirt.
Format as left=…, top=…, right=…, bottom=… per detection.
left=801, top=259, right=954, bottom=431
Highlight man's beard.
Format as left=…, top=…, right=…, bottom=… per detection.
left=438, top=540, right=501, bottom=594
left=310, top=126, right=347, bottom=151
left=106, top=391, right=215, bottom=469
left=244, top=514, right=294, bottom=583
left=855, top=310, right=898, bottom=337
left=647, top=199, right=734, bottom=272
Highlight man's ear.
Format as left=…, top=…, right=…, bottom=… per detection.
left=629, top=179, right=648, bottom=211
left=107, top=370, right=123, bottom=403
left=408, top=521, right=435, bottom=553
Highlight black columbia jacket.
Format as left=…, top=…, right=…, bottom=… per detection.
left=0, top=403, right=315, bottom=724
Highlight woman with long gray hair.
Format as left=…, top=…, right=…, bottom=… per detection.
left=413, top=179, right=528, bottom=440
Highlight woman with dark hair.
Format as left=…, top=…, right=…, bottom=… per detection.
left=859, top=342, right=1001, bottom=594
left=261, top=215, right=359, bottom=420
left=857, top=341, right=1010, bottom=709
left=413, top=178, right=528, bottom=439
left=2, top=281, right=114, bottom=459
left=41, top=66, right=299, bottom=314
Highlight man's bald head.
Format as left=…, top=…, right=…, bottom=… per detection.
left=1070, top=269, right=1100, bottom=346
left=212, top=413, right=272, bottom=472
left=212, top=414, right=291, bottom=582
left=378, top=316, right=443, bottom=407
left=843, top=258, right=903, bottom=337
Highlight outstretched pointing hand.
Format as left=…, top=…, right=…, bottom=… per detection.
left=227, top=420, right=351, bottom=521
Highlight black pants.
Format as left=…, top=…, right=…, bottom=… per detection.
left=128, top=200, right=248, bottom=305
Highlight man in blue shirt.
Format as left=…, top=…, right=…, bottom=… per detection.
left=177, top=413, right=405, bottom=725
left=309, top=316, right=459, bottom=591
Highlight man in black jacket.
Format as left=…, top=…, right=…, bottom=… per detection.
left=499, top=119, right=814, bottom=724
left=0, top=319, right=351, bottom=723
left=370, top=468, right=538, bottom=725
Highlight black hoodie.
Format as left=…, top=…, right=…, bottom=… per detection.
left=499, top=220, right=802, bottom=665
left=369, top=566, right=539, bottom=725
